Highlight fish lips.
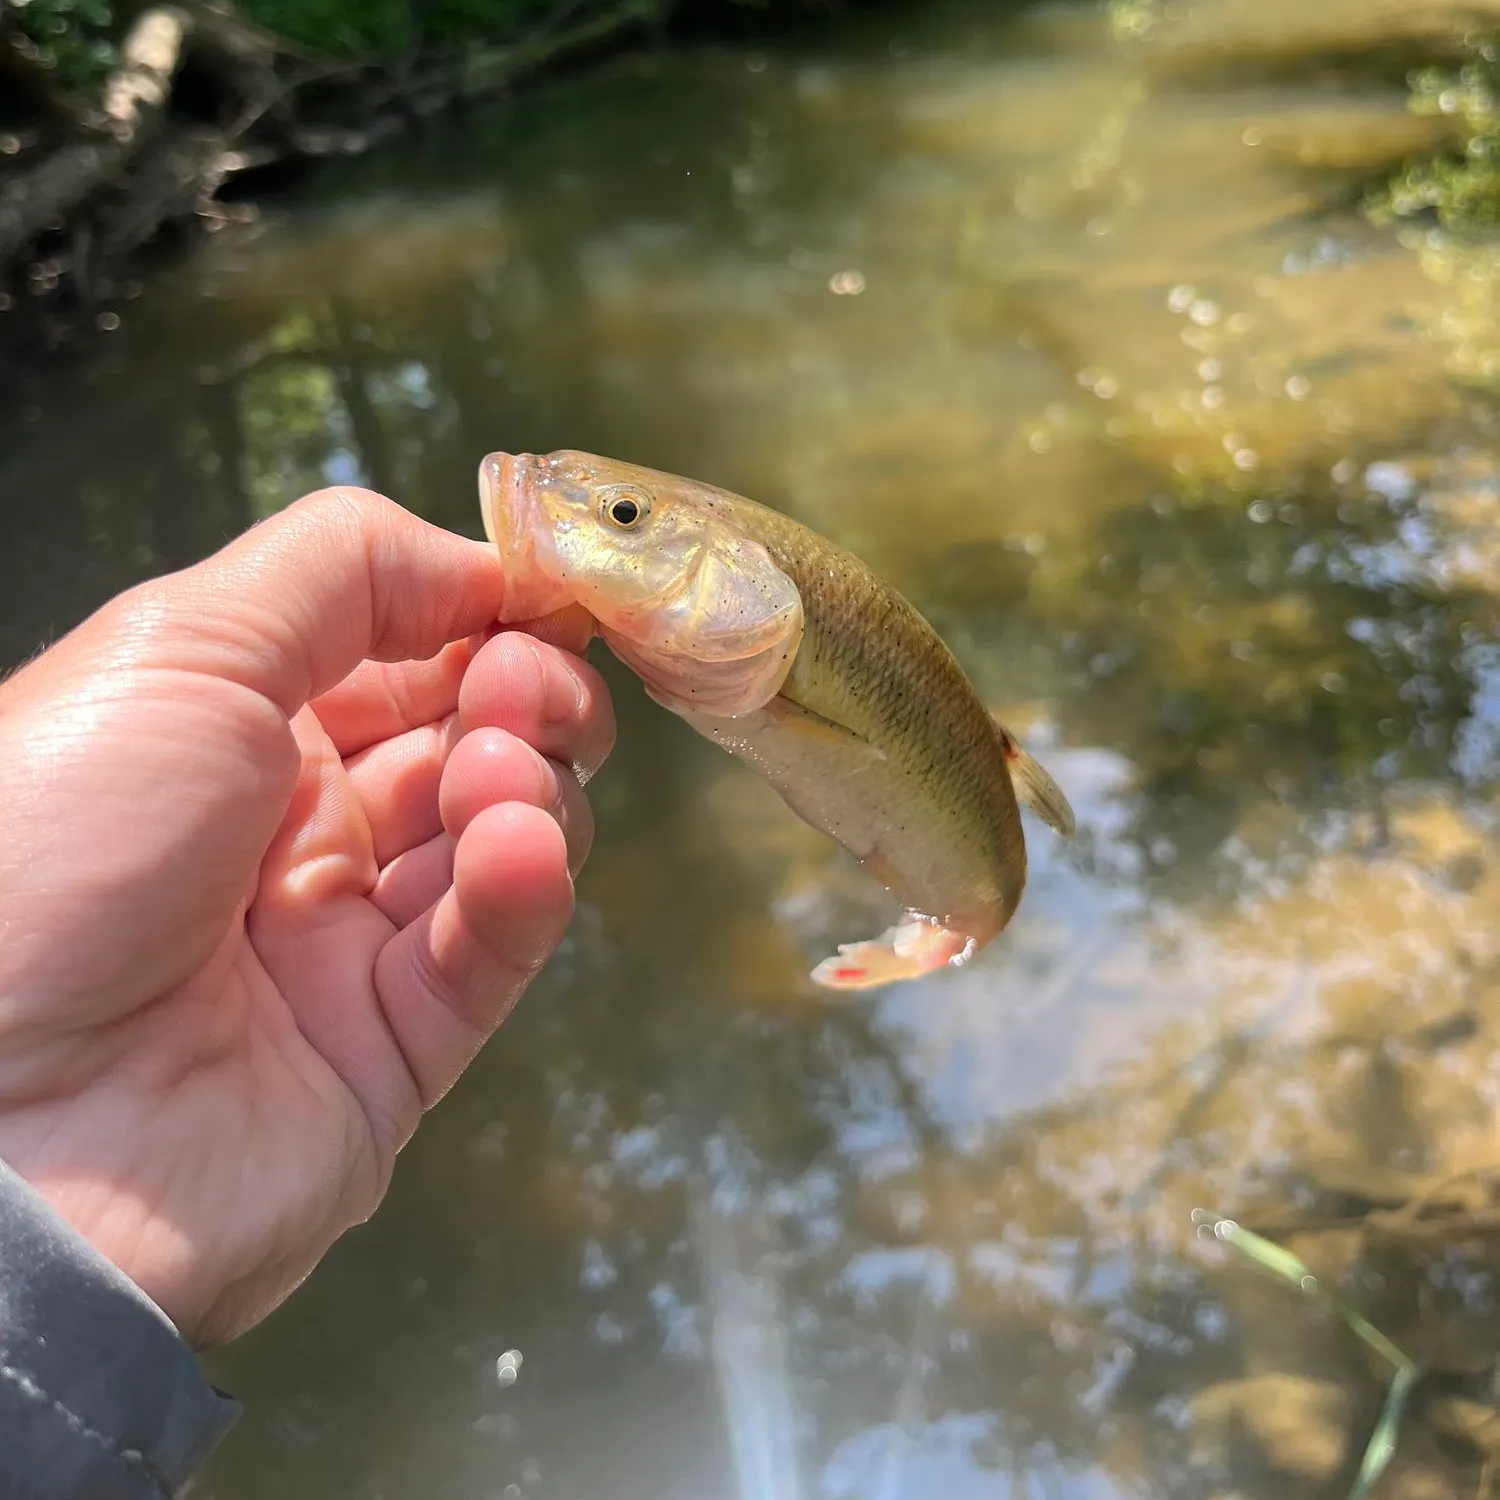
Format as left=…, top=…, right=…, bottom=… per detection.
left=479, top=451, right=567, bottom=621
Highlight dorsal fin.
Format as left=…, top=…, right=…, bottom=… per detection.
left=992, top=715, right=1076, bottom=838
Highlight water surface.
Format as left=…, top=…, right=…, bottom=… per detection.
left=4, top=1, right=1500, bottom=1495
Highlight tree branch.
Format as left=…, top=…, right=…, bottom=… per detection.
left=0, top=7, right=188, bottom=262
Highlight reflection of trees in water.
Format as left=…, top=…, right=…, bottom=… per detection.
left=6, top=44, right=1500, bottom=1496
left=924, top=466, right=1500, bottom=912
left=204, top=775, right=1500, bottom=1500
left=6, top=258, right=1500, bottom=1492
left=3, top=221, right=1499, bottom=1499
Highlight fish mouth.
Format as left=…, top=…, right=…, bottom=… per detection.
left=479, top=451, right=549, bottom=616
left=479, top=451, right=529, bottom=556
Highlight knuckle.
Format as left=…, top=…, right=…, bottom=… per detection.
left=301, top=487, right=387, bottom=549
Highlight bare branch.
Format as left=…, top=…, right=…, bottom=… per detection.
left=0, top=7, right=189, bottom=262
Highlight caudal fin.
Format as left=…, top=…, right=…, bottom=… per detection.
left=991, top=717, right=1077, bottom=838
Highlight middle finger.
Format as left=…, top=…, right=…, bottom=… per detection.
left=459, top=631, right=615, bottom=785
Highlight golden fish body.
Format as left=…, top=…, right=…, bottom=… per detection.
left=480, top=449, right=1075, bottom=989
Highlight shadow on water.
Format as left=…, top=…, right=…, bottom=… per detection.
left=5, top=0, right=1500, bottom=1495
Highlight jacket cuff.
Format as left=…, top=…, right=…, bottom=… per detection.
left=0, top=1157, right=240, bottom=1498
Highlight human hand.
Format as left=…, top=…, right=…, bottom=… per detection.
left=0, top=488, right=612, bottom=1348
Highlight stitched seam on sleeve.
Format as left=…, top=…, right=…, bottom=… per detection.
left=0, top=1356, right=174, bottom=1497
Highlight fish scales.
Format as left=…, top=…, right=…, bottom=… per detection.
left=704, top=492, right=1026, bottom=932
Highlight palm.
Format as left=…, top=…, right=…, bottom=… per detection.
left=0, top=493, right=612, bottom=1348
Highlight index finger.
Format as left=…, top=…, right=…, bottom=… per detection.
left=85, top=488, right=510, bottom=720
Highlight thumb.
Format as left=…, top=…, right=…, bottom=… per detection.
left=53, top=488, right=507, bottom=719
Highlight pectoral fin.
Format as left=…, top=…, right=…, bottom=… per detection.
left=991, top=716, right=1076, bottom=838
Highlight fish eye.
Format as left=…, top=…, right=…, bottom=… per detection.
left=601, top=488, right=650, bottom=529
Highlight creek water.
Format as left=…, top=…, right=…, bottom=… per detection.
left=4, top=0, right=1500, bottom=1495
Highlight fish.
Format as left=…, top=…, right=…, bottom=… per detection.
left=479, top=449, right=1075, bottom=991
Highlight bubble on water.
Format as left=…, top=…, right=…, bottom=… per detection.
left=828, top=269, right=865, bottom=295
left=1232, top=448, right=1260, bottom=471
left=1189, top=299, right=1221, bottom=326
left=1226, top=312, right=1254, bottom=334
left=96, top=311, right=120, bottom=331
left=1167, top=283, right=1196, bottom=312
left=1197, top=357, right=1223, bottom=381
left=1028, top=428, right=1053, bottom=454
left=496, top=1350, right=523, bottom=1386
left=1230, top=640, right=1255, bottom=661
left=1242, top=126, right=1264, bottom=146
left=1248, top=500, right=1274, bottom=523
left=1320, top=672, right=1348, bottom=694
left=1284, top=374, right=1311, bottom=399
left=1331, top=458, right=1358, bottom=484
left=1201, top=385, right=1224, bottom=409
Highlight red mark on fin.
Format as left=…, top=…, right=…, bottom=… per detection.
left=833, top=966, right=867, bottom=983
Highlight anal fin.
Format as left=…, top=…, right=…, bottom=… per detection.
left=810, top=918, right=973, bottom=992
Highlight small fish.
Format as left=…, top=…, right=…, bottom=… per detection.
left=480, top=449, right=1075, bottom=991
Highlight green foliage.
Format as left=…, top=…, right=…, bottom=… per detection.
left=236, top=0, right=568, bottom=59
left=1373, top=40, right=1500, bottom=232
left=7, top=0, right=118, bottom=95
left=7, top=0, right=839, bottom=102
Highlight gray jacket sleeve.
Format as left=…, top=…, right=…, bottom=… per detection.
left=0, top=1158, right=240, bottom=1498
